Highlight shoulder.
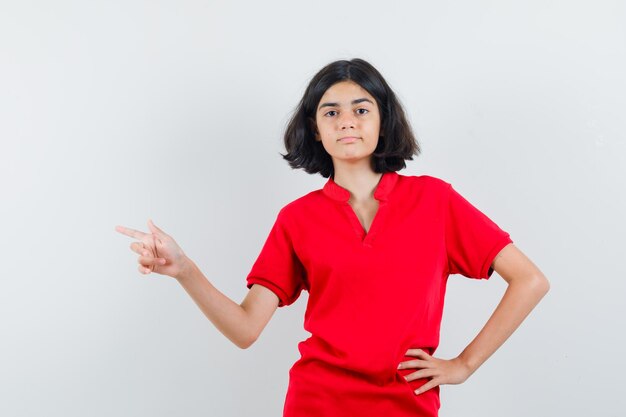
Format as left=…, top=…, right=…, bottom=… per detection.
left=275, top=189, right=323, bottom=221
left=396, top=172, right=452, bottom=194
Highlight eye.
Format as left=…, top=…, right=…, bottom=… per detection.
left=323, top=108, right=369, bottom=117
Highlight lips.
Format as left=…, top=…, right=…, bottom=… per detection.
left=338, top=136, right=360, bottom=143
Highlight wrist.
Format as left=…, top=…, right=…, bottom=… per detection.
left=175, top=257, right=197, bottom=281
left=456, top=353, right=478, bottom=377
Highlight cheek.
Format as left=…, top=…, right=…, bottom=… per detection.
left=368, top=121, right=382, bottom=138
left=314, top=119, right=326, bottom=134
left=365, top=114, right=381, bottom=128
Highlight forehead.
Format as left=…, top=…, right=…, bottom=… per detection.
left=318, top=80, right=375, bottom=104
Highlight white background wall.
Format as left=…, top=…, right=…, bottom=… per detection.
left=1, top=1, right=624, bottom=416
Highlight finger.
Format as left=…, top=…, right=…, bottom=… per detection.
left=147, top=219, right=166, bottom=237
left=405, top=368, right=438, bottom=382
left=131, top=243, right=156, bottom=257
left=138, top=264, right=152, bottom=274
left=130, top=241, right=146, bottom=255
left=130, top=241, right=158, bottom=257
left=398, top=359, right=430, bottom=370
left=414, top=379, right=440, bottom=395
left=138, top=256, right=167, bottom=266
left=406, top=349, right=431, bottom=358
left=116, top=225, right=147, bottom=240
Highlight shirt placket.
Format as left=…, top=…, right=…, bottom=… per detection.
left=342, top=198, right=388, bottom=248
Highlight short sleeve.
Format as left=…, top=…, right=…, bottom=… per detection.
left=445, top=183, right=513, bottom=279
left=246, top=208, right=305, bottom=307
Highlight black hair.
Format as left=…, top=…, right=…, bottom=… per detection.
left=281, top=58, right=420, bottom=178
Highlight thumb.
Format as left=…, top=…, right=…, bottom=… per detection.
left=147, top=219, right=166, bottom=236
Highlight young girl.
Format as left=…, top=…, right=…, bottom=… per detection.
left=116, top=58, right=550, bottom=416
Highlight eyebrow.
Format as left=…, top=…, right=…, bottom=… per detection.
left=318, top=97, right=374, bottom=110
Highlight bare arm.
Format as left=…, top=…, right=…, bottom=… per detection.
left=455, top=243, right=550, bottom=373
left=176, top=260, right=280, bottom=349
left=115, top=221, right=279, bottom=350
left=400, top=243, right=550, bottom=394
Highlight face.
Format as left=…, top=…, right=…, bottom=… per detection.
left=313, top=80, right=382, bottom=168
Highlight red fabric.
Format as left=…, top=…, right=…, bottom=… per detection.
left=246, top=171, right=513, bottom=417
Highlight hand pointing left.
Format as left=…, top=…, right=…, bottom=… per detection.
left=115, top=219, right=190, bottom=279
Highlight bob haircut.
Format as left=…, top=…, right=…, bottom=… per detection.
left=281, top=58, right=420, bottom=178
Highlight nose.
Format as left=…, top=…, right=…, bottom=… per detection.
left=338, top=112, right=356, bottom=130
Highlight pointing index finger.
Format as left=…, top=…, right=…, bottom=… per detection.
left=115, top=225, right=147, bottom=240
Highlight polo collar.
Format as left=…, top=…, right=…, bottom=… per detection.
left=322, top=171, right=399, bottom=203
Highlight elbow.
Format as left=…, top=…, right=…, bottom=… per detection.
left=530, top=273, right=551, bottom=298
left=235, top=340, right=252, bottom=350
left=509, top=273, right=550, bottom=299
left=234, top=331, right=259, bottom=350
left=236, top=339, right=255, bottom=350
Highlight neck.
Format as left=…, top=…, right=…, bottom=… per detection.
left=332, top=161, right=383, bottom=203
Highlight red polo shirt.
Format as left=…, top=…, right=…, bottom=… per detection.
left=246, top=171, right=513, bottom=417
